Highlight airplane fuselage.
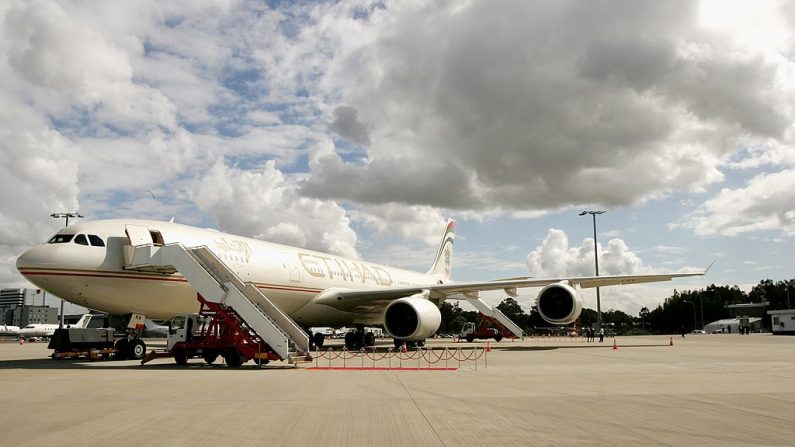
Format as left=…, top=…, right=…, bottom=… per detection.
left=16, top=219, right=443, bottom=326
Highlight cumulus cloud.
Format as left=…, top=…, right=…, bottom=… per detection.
left=350, top=203, right=448, bottom=246
left=301, top=0, right=794, bottom=216
left=0, top=94, right=80, bottom=286
left=329, top=106, right=371, bottom=146
left=674, top=169, right=795, bottom=237
left=190, top=161, right=359, bottom=259
left=525, top=228, right=649, bottom=277
left=301, top=140, right=480, bottom=208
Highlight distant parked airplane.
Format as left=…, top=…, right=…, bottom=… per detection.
left=0, top=325, right=20, bottom=336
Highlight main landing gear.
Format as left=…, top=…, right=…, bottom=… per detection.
left=310, top=332, right=326, bottom=349
left=343, top=326, right=377, bottom=350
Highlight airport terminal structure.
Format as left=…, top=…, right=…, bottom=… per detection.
left=768, top=309, right=795, bottom=335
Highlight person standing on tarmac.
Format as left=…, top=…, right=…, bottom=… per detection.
left=598, top=327, right=605, bottom=342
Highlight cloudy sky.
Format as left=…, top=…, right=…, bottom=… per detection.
left=1, top=0, right=793, bottom=316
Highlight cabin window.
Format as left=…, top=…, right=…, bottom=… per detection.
left=88, top=234, right=105, bottom=247
left=74, top=234, right=89, bottom=246
left=48, top=234, right=74, bottom=244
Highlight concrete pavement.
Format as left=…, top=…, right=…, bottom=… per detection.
left=0, top=334, right=792, bottom=446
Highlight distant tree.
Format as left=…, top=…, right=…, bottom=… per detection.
left=639, top=307, right=650, bottom=331
left=578, top=308, right=597, bottom=329
left=438, top=301, right=456, bottom=333
left=496, top=297, right=531, bottom=331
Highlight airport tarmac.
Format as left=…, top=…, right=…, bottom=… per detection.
left=1, top=334, right=793, bottom=446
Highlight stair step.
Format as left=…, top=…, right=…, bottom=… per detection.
left=130, top=242, right=310, bottom=360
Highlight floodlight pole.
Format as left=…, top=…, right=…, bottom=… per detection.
left=50, top=212, right=84, bottom=228
left=684, top=300, right=697, bottom=332
left=579, top=210, right=605, bottom=331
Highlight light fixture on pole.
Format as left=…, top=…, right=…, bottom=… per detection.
left=50, top=212, right=83, bottom=227
left=579, top=210, right=606, bottom=330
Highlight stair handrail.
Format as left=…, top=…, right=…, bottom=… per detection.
left=187, top=246, right=310, bottom=352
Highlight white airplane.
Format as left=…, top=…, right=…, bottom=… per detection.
left=16, top=218, right=705, bottom=350
left=18, top=323, right=61, bottom=338
left=16, top=313, right=97, bottom=339
left=0, top=325, right=21, bottom=336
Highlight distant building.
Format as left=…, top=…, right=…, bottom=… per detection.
left=1, top=288, right=43, bottom=324
left=0, top=288, right=41, bottom=307
left=12, top=305, right=58, bottom=326
left=768, top=310, right=795, bottom=335
left=1, top=288, right=57, bottom=326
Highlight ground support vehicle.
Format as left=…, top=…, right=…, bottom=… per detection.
left=142, top=296, right=306, bottom=367
left=459, top=314, right=516, bottom=343
left=48, top=328, right=118, bottom=360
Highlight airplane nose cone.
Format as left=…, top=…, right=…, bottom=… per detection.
left=16, top=245, right=59, bottom=272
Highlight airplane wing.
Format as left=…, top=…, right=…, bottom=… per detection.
left=313, top=270, right=707, bottom=313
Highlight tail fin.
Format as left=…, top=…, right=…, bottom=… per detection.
left=427, top=219, right=455, bottom=280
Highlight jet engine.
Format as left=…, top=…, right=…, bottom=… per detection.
left=383, top=295, right=441, bottom=340
left=536, top=282, right=583, bottom=324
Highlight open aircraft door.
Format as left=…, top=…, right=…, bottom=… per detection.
left=125, top=224, right=153, bottom=246
left=124, top=224, right=155, bottom=268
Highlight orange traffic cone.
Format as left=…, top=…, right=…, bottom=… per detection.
left=669, top=337, right=674, bottom=347
left=612, top=338, right=618, bottom=350
left=486, top=341, right=491, bottom=352
left=400, top=342, right=407, bottom=353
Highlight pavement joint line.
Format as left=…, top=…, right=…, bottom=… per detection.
left=393, top=370, right=448, bottom=447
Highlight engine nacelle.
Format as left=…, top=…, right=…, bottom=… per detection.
left=536, top=282, right=583, bottom=325
left=383, top=295, right=441, bottom=340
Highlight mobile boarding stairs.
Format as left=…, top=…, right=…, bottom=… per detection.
left=122, top=225, right=310, bottom=364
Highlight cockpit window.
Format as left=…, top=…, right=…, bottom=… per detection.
left=88, top=234, right=105, bottom=247
left=74, top=234, right=89, bottom=246
left=48, top=234, right=74, bottom=244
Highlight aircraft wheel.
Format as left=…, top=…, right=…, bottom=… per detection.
left=129, top=339, right=147, bottom=360
left=114, top=339, right=129, bottom=360
left=393, top=338, right=405, bottom=349
left=174, top=350, right=188, bottom=366
left=224, top=349, right=243, bottom=368
left=313, top=332, right=325, bottom=348
left=344, top=332, right=356, bottom=350
left=466, top=334, right=475, bottom=343
left=494, top=334, right=503, bottom=342
left=416, top=339, right=425, bottom=347
left=364, top=332, right=375, bottom=347
left=203, top=351, right=218, bottom=365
